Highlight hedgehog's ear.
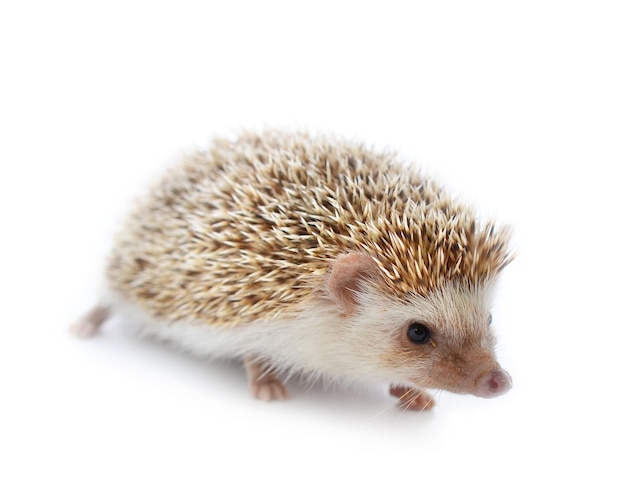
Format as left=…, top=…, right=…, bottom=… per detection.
left=327, top=253, right=381, bottom=316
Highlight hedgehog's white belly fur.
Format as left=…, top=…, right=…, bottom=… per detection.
left=106, top=289, right=400, bottom=386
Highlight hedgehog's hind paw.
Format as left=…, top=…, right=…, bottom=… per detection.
left=244, top=357, right=288, bottom=401
left=70, top=305, right=110, bottom=338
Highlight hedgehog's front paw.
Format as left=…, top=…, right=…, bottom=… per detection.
left=389, top=385, right=435, bottom=411
left=244, top=357, right=288, bottom=401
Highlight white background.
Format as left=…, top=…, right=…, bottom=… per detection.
left=1, top=1, right=625, bottom=497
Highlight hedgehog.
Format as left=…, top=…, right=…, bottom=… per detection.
left=72, top=129, right=514, bottom=411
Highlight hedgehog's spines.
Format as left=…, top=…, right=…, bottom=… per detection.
left=106, top=130, right=513, bottom=326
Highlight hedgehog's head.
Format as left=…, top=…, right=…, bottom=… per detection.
left=325, top=251, right=512, bottom=399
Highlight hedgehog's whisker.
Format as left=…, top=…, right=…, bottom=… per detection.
left=361, top=396, right=403, bottom=425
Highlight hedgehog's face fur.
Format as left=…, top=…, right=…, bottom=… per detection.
left=353, top=280, right=510, bottom=397
left=321, top=253, right=511, bottom=398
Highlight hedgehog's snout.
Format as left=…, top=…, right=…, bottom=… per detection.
left=474, top=367, right=512, bottom=398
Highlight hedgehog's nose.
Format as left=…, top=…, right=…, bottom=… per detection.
left=475, top=367, right=512, bottom=398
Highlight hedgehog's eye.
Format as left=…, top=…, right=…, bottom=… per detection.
left=407, top=322, right=431, bottom=344
left=488, top=313, right=493, bottom=326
